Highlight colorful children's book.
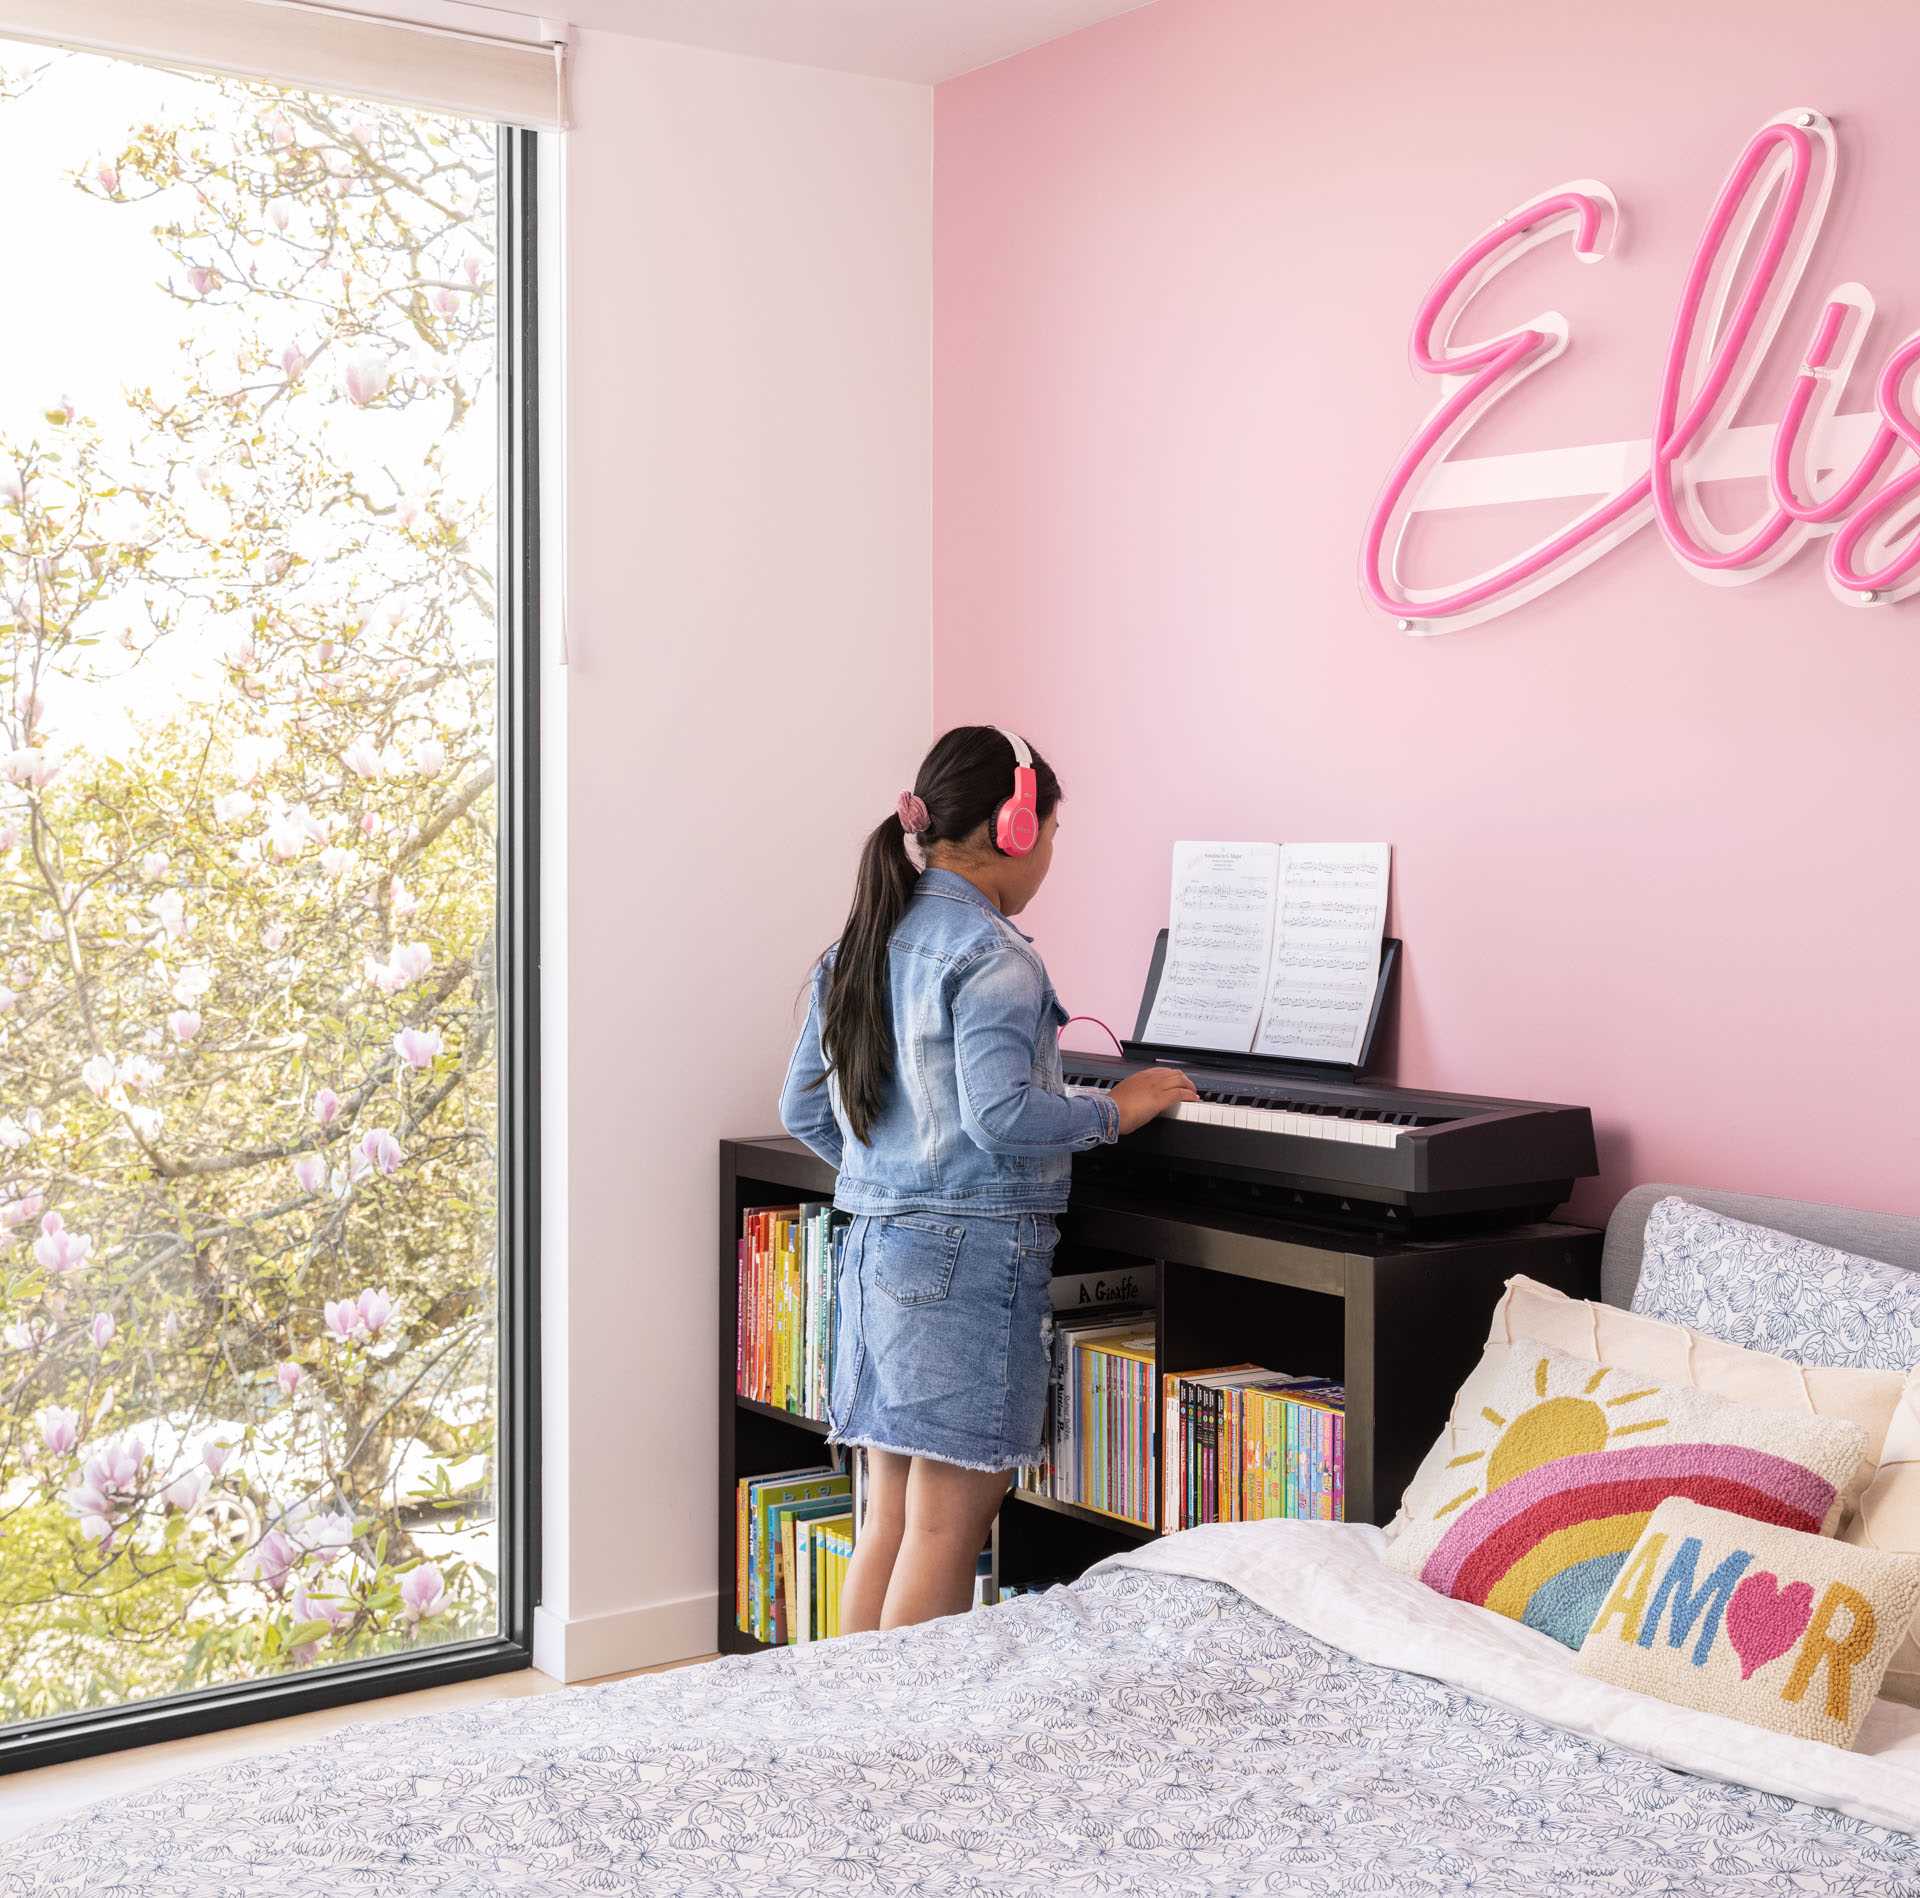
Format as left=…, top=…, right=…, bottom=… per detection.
left=795, top=1508, right=853, bottom=1643
left=737, top=1204, right=846, bottom=1423
left=746, top=1467, right=843, bottom=1642
left=771, top=1485, right=853, bottom=1644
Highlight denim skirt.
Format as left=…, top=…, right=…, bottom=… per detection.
left=827, top=1211, right=1059, bottom=1472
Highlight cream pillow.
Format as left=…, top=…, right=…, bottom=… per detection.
left=1849, top=1370, right=1920, bottom=1705
left=1387, top=1276, right=1905, bottom=1543
left=1576, top=1498, right=1920, bottom=1750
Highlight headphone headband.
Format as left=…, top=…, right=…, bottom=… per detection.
left=992, top=724, right=1033, bottom=769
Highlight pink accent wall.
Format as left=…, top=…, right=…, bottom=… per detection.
left=933, top=0, right=1920, bottom=1221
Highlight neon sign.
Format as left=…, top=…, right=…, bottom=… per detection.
left=1361, top=109, right=1920, bottom=633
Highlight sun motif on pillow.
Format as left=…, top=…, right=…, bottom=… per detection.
left=1433, top=1357, right=1669, bottom=1520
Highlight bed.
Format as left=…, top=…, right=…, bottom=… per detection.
left=5, top=1184, right=1919, bottom=1895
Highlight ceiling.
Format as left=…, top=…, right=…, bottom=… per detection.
left=557, top=0, right=1155, bottom=84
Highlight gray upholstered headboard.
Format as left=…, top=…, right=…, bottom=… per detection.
left=1602, top=1183, right=1920, bottom=1310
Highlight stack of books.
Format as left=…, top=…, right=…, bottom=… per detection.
left=1162, top=1369, right=1345, bottom=1530
left=735, top=1466, right=853, bottom=1644
left=796, top=1511, right=856, bottom=1643
left=737, top=1203, right=845, bottom=1421
left=1020, top=1312, right=1158, bottom=1529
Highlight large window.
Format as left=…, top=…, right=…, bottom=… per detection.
left=0, top=37, right=535, bottom=1753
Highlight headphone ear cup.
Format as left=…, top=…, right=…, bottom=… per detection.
left=995, top=765, right=1040, bottom=857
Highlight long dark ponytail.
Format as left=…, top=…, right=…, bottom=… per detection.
left=819, top=725, right=1062, bottom=1145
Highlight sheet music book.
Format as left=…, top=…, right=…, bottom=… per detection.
left=1141, top=840, right=1390, bottom=1064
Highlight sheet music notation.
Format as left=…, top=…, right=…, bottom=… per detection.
left=1141, top=839, right=1391, bottom=1063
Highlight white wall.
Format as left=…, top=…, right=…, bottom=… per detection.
left=536, top=29, right=933, bottom=1678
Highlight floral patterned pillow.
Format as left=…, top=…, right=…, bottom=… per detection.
left=1632, top=1197, right=1920, bottom=1372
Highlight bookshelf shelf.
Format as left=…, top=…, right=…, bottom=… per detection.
left=735, top=1394, right=829, bottom=1437
left=720, top=1136, right=1602, bottom=1654
left=1009, top=1487, right=1155, bottom=1541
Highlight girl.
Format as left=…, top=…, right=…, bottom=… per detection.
left=779, top=725, right=1195, bottom=1633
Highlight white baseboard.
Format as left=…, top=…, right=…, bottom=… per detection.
left=532, top=1590, right=719, bottom=1683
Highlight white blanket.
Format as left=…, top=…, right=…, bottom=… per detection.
left=1109, top=1517, right=1920, bottom=1836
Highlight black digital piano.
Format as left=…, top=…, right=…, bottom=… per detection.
left=1064, top=934, right=1596, bottom=1231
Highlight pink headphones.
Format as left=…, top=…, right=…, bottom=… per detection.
left=992, top=726, right=1040, bottom=858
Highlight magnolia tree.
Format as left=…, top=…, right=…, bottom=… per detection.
left=0, top=60, right=502, bottom=1721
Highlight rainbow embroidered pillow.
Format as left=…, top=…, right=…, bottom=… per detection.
left=1385, top=1342, right=1870, bottom=1649
left=1576, top=1498, right=1920, bottom=1749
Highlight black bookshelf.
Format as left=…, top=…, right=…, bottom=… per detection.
left=719, top=1136, right=1601, bottom=1657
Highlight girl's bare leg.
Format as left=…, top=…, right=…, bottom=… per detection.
left=877, top=1458, right=1009, bottom=1630
left=838, top=1448, right=909, bottom=1635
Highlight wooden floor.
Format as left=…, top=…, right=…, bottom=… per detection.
left=0, top=1654, right=714, bottom=1845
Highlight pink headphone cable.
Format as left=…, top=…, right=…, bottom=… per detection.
left=1059, top=1014, right=1125, bottom=1055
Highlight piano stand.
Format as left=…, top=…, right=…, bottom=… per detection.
left=717, top=1136, right=1602, bottom=1653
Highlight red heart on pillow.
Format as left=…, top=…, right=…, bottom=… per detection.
left=1727, top=1571, right=1814, bottom=1680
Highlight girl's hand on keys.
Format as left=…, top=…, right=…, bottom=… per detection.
left=1111, top=1068, right=1200, bottom=1135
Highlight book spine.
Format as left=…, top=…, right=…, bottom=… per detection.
left=1163, top=1373, right=1178, bottom=1532
left=790, top=1216, right=802, bottom=1413
left=1179, top=1380, right=1193, bottom=1531
left=1263, top=1394, right=1276, bottom=1520
left=1283, top=1402, right=1296, bottom=1519
left=1098, top=1351, right=1113, bottom=1512
left=816, top=1210, right=832, bottom=1420
left=776, top=1216, right=790, bottom=1412
left=1320, top=1408, right=1333, bottom=1520
left=736, top=1478, right=749, bottom=1634
left=1127, top=1352, right=1138, bottom=1526
left=1208, top=1385, right=1221, bottom=1524
left=750, top=1213, right=764, bottom=1405
left=823, top=1212, right=835, bottom=1418
left=774, top=1516, right=790, bottom=1646
left=1196, top=1386, right=1209, bottom=1525
left=805, top=1209, right=818, bottom=1419
left=1061, top=1336, right=1079, bottom=1506
left=1194, top=1384, right=1207, bottom=1527
left=1306, top=1406, right=1318, bottom=1516
left=1215, top=1387, right=1226, bottom=1524
left=1333, top=1410, right=1345, bottom=1523
left=1296, top=1405, right=1309, bottom=1520
left=1244, top=1390, right=1261, bottom=1523
left=1227, top=1387, right=1240, bottom=1523
left=1128, top=1358, right=1144, bottom=1535
left=749, top=1479, right=762, bottom=1640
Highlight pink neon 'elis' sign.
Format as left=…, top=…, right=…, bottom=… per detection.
left=1361, top=109, right=1920, bottom=633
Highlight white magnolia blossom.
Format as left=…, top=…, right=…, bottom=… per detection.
left=148, top=891, right=187, bottom=940
left=2, top=747, right=59, bottom=790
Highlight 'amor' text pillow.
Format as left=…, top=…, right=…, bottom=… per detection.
left=1576, top=1498, right=1920, bottom=1749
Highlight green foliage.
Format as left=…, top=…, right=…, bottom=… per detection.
left=0, top=61, right=503, bottom=1720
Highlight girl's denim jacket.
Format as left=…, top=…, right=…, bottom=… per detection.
left=779, top=868, right=1120, bottom=1215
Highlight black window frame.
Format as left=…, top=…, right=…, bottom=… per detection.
left=0, top=125, right=544, bottom=1778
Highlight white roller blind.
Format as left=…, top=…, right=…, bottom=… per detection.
left=0, top=0, right=570, bottom=129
